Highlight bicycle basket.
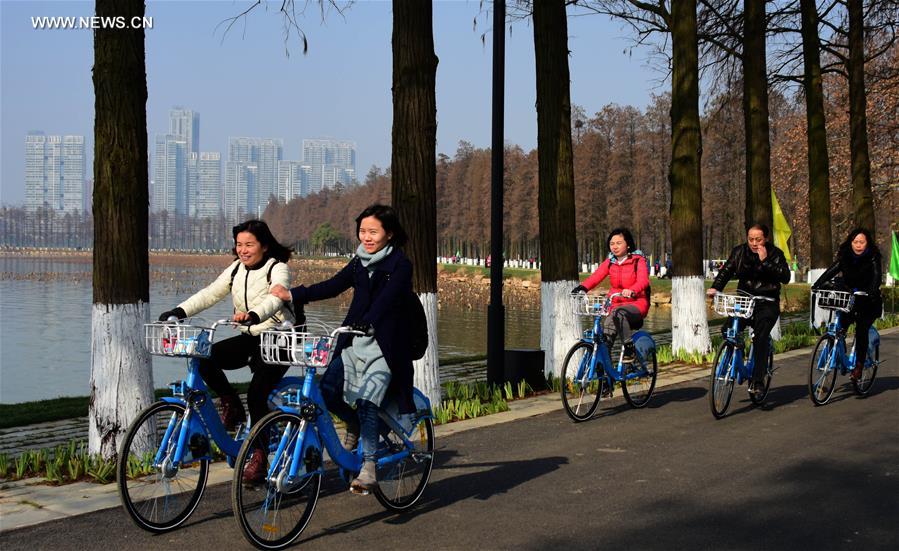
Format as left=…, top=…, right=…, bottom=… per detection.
left=145, top=322, right=213, bottom=358
left=571, top=293, right=610, bottom=317
left=713, top=294, right=756, bottom=319
left=815, top=290, right=853, bottom=312
left=259, top=328, right=334, bottom=369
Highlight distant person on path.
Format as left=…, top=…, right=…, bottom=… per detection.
left=271, top=204, right=414, bottom=495
left=707, top=223, right=790, bottom=395
left=572, top=227, right=650, bottom=361
left=811, top=227, right=883, bottom=380
left=157, top=219, right=297, bottom=482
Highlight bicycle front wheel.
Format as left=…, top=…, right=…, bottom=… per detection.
left=374, top=416, right=435, bottom=511
left=232, top=411, right=321, bottom=550
left=117, top=401, right=209, bottom=533
left=808, top=336, right=838, bottom=406
left=709, top=343, right=736, bottom=419
left=621, top=347, right=658, bottom=408
left=561, top=341, right=603, bottom=422
left=852, top=340, right=879, bottom=396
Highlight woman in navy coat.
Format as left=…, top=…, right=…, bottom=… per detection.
left=271, top=204, right=413, bottom=494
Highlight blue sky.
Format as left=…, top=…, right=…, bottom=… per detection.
left=0, top=0, right=663, bottom=206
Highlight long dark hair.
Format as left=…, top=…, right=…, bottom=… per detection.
left=838, top=227, right=879, bottom=260
left=607, top=227, right=636, bottom=254
left=355, top=204, right=408, bottom=248
left=231, top=219, right=292, bottom=262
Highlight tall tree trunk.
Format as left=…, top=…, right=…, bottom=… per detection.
left=801, top=0, right=834, bottom=327
left=670, top=0, right=711, bottom=354
left=847, top=0, right=876, bottom=235
left=90, top=0, right=153, bottom=459
left=742, top=0, right=773, bottom=230
left=391, top=0, right=440, bottom=406
left=534, top=0, right=579, bottom=378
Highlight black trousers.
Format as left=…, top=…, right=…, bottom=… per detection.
left=721, top=300, right=780, bottom=384
left=842, top=296, right=882, bottom=368
left=197, top=333, right=288, bottom=426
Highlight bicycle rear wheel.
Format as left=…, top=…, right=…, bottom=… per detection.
left=621, top=346, right=658, bottom=408
left=852, top=341, right=879, bottom=396
left=117, top=401, right=209, bottom=533
left=748, top=349, right=773, bottom=405
left=232, top=411, right=321, bottom=550
left=709, top=343, right=736, bottom=419
left=561, top=341, right=603, bottom=422
left=808, top=336, right=838, bottom=406
left=374, top=416, right=435, bottom=511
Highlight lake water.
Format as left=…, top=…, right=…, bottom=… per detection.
left=0, top=255, right=671, bottom=403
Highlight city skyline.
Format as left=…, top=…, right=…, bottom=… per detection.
left=2, top=1, right=660, bottom=206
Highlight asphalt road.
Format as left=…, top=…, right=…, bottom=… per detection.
left=4, top=333, right=897, bottom=550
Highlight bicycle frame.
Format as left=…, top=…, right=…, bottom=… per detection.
left=577, top=311, right=651, bottom=386
left=265, top=364, right=432, bottom=486
left=815, top=311, right=857, bottom=375
left=716, top=317, right=758, bottom=385
left=157, top=357, right=303, bottom=468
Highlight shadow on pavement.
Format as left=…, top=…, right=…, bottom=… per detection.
left=298, top=451, right=568, bottom=545
left=529, top=448, right=899, bottom=549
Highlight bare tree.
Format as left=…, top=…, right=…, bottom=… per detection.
left=390, top=0, right=441, bottom=406
left=533, top=0, right=581, bottom=377
left=89, top=0, right=153, bottom=459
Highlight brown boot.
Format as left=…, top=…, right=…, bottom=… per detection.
left=219, top=394, right=245, bottom=431
left=242, top=448, right=267, bottom=484
left=850, top=364, right=863, bottom=381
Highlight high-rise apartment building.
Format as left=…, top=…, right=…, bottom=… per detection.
left=224, top=161, right=257, bottom=222
left=169, top=108, right=199, bottom=155
left=24, top=132, right=85, bottom=213
left=189, top=152, right=222, bottom=218
left=301, top=139, right=357, bottom=193
left=151, top=134, right=187, bottom=213
left=227, top=137, right=283, bottom=218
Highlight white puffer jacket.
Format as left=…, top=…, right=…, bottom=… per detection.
left=178, top=257, right=294, bottom=336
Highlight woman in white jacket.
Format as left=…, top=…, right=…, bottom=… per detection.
left=158, top=220, right=295, bottom=459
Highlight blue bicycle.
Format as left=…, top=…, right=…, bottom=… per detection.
left=708, top=293, right=776, bottom=419
left=808, top=290, right=880, bottom=405
left=116, top=318, right=303, bottom=533
left=560, top=292, right=658, bottom=422
left=231, top=323, right=435, bottom=550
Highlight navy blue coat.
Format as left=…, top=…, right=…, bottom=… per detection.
left=290, top=248, right=415, bottom=412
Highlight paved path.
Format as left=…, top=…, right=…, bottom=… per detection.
left=2, top=329, right=896, bottom=549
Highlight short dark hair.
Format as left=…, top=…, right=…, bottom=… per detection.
left=747, top=222, right=770, bottom=238
left=232, top=219, right=292, bottom=262
left=838, top=227, right=879, bottom=258
left=355, top=204, right=408, bottom=248
left=607, top=227, right=636, bottom=253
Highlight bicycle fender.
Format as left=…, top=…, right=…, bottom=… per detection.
left=160, top=397, right=187, bottom=406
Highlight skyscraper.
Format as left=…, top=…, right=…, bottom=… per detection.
left=24, top=132, right=85, bottom=213
left=227, top=137, right=283, bottom=218
left=169, top=108, right=199, bottom=155
left=151, top=134, right=187, bottom=213
left=191, top=152, right=222, bottom=218
left=301, top=139, right=357, bottom=193
left=224, top=161, right=256, bottom=222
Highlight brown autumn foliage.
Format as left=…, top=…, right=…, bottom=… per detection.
left=265, top=47, right=897, bottom=265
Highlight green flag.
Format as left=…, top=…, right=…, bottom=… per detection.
left=890, top=230, right=899, bottom=281
left=772, top=190, right=792, bottom=262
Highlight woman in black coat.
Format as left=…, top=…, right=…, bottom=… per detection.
left=271, top=204, right=413, bottom=494
left=812, top=227, right=883, bottom=380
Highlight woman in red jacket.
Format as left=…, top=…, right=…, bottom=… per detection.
left=572, top=227, right=650, bottom=360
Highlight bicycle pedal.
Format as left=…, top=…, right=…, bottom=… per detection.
left=349, top=485, right=371, bottom=496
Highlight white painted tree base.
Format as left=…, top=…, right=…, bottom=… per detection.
left=807, top=268, right=830, bottom=329
left=412, top=292, right=442, bottom=409
left=541, top=280, right=580, bottom=379
left=671, top=276, right=711, bottom=354
left=89, top=302, right=154, bottom=459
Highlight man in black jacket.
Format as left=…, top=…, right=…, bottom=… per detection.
left=707, top=223, right=791, bottom=394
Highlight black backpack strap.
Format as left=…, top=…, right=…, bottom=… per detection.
left=228, top=262, right=240, bottom=288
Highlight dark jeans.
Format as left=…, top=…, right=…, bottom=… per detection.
left=842, top=296, right=882, bottom=368
left=721, top=300, right=779, bottom=384
left=197, top=333, right=288, bottom=426
left=602, top=304, right=643, bottom=345
left=321, top=355, right=381, bottom=462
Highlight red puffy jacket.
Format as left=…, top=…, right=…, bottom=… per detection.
left=581, top=254, right=650, bottom=317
